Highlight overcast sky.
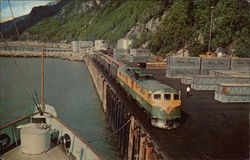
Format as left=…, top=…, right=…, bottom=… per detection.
left=0, top=0, right=55, bottom=18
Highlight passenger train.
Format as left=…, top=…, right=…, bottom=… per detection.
left=93, top=51, right=181, bottom=129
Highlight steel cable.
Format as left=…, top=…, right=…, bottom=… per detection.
left=0, top=32, right=40, bottom=111
left=88, top=119, right=131, bottom=143
left=1, top=0, right=41, bottom=109
left=7, top=0, right=38, bottom=90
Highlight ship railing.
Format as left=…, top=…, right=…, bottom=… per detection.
left=0, top=112, right=104, bottom=160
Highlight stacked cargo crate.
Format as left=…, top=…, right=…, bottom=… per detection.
left=191, top=76, right=235, bottom=90
left=166, top=57, right=200, bottom=78
left=209, top=70, right=250, bottom=78
left=215, top=83, right=250, bottom=103
left=200, top=57, right=231, bottom=75
left=113, top=48, right=130, bottom=62
left=230, top=58, right=250, bottom=71
left=190, top=75, right=250, bottom=90
left=181, top=77, right=194, bottom=85
left=164, top=56, right=250, bottom=103
left=128, top=49, right=152, bottom=62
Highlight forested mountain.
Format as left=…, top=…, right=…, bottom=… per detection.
left=18, top=0, right=250, bottom=57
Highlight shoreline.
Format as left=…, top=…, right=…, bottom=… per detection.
left=0, top=50, right=85, bottom=62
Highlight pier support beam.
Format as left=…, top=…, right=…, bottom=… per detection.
left=139, top=133, right=146, bottom=160
left=145, top=143, right=154, bottom=160
left=128, top=116, right=135, bottom=160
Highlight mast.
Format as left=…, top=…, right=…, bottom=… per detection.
left=41, top=44, right=45, bottom=114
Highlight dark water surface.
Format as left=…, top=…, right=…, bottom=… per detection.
left=0, top=57, right=122, bottom=160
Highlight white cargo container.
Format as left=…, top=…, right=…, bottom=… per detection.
left=72, top=41, right=93, bottom=52
left=201, top=57, right=231, bottom=69
left=129, top=49, right=150, bottom=56
left=72, top=41, right=78, bottom=52
left=166, top=67, right=200, bottom=78
left=231, top=58, right=250, bottom=70
left=166, top=56, right=201, bottom=68
left=113, top=48, right=130, bottom=61
left=215, top=83, right=250, bottom=103
left=128, top=55, right=152, bottom=62
left=95, top=40, right=108, bottom=50
left=117, top=38, right=132, bottom=49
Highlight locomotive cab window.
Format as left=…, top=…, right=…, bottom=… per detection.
left=125, top=76, right=128, bottom=83
left=148, top=93, right=151, bottom=99
left=164, top=94, right=171, bottom=100
left=174, top=94, right=179, bottom=100
left=140, top=88, right=145, bottom=94
left=154, top=94, right=161, bottom=100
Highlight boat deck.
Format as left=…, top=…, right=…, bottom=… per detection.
left=3, top=144, right=73, bottom=160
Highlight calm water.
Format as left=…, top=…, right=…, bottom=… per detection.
left=0, top=57, right=122, bottom=160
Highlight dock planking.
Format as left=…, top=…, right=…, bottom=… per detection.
left=95, top=58, right=249, bottom=159
left=154, top=76, right=249, bottom=159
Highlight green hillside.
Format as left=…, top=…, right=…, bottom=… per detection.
left=22, top=0, right=165, bottom=42
left=21, top=0, right=250, bottom=57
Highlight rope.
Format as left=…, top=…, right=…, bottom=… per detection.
left=0, top=32, right=39, bottom=108
left=0, top=0, right=41, bottom=107
left=88, top=119, right=130, bottom=143
left=7, top=0, right=36, bottom=88
left=1, top=32, right=41, bottom=111
left=7, top=0, right=21, bottom=41
left=35, top=91, right=41, bottom=107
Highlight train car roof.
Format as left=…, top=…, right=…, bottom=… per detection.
left=104, top=55, right=125, bottom=67
left=95, top=51, right=125, bottom=67
left=118, top=67, right=177, bottom=93
left=140, top=79, right=177, bottom=93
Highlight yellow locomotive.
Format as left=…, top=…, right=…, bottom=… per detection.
left=117, top=67, right=181, bottom=129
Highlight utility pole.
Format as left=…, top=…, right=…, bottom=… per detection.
left=208, top=6, right=214, bottom=53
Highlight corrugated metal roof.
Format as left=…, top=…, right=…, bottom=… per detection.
left=218, top=83, right=250, bottom=87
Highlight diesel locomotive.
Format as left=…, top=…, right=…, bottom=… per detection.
left=93, top=51, right=181, bottom=129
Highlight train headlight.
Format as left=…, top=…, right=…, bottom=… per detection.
left=166, top=107, right=174, bottom=114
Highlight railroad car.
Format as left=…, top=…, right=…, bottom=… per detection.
left=100, top=55, right=111, bottom=71
left=106, top=55, right=125, bottom=79
left=95, top=51, right=125, bottom=79
left=136, top=62, right=166, bottom=69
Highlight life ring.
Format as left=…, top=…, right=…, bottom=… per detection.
left=62, top=134, right=71, bottom=148
left=0, top=134, right=11, bottom=149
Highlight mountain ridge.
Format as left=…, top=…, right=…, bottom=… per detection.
left=2, top=0, right=250, bottom=57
